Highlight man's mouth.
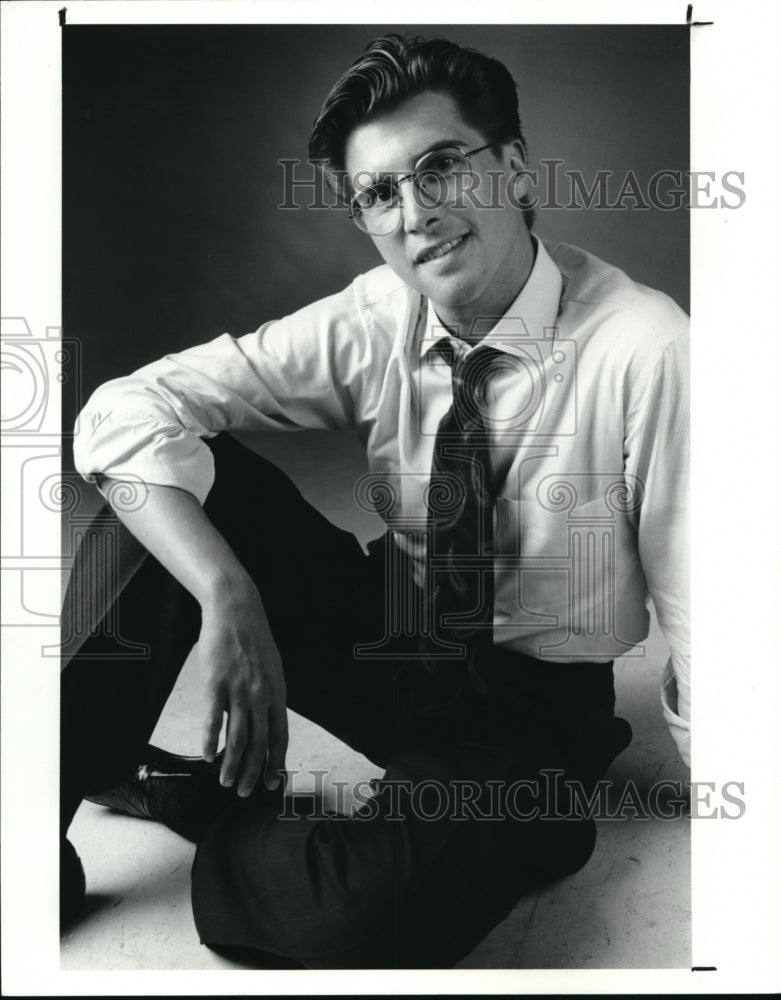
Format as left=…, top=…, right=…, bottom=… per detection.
left=415, top=233, right=469, bottom=265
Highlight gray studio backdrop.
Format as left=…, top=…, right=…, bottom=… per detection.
left=63, top=24, right=689, bottom=451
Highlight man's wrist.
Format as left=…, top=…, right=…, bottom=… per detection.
left=197, top=566, right=259, bottom=612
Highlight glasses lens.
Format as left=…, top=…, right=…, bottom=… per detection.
left=415, top=148, right=470, bottom=207
left=349, top=149, right=473, bottom=234
left=350, top=181, right=400, bottom=235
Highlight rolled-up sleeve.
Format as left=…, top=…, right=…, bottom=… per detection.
left=624, top=322, right=690, bottom=765
left=74, top=284, right=372, bottom=504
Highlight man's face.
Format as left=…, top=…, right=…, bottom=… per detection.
left=344, top=90, right=533, bottom=330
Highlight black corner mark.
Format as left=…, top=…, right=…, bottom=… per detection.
left=58, top=7, right=66, bottom=27
left=686, top=4, right=715, bottom=26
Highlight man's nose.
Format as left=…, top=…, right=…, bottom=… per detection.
left=398, top=178, right=440, bottom=233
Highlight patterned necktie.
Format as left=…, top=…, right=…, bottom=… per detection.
left=420, top=340, right=504, bottom=707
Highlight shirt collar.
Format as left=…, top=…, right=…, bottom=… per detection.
left=418, top=235, right=563, bottom=361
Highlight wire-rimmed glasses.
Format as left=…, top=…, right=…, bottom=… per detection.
left=348, top=143, right=494, bottom=236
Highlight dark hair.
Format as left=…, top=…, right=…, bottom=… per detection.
left=309, top=33, right=535, bottom=230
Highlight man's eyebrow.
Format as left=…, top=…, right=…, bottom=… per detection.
left=409, top=138, right=470, bottom=165
left=356, top=138, right=472, bottom=186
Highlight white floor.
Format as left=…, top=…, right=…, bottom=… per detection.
left=61, top=431, right=690, bottom=971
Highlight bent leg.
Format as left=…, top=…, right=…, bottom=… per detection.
left=60, top=515, right=200, bottom=831
left=198, top=434, right=401, bottom=765
left=60, top=433, right=398, bottom=833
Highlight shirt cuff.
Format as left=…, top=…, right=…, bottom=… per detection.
left=74, top=413, right=216, bottom=506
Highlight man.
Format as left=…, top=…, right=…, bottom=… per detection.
left=61, top=33, right=689, bottom=968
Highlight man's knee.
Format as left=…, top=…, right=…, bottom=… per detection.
left=190, top=805, right=393, bottom=965
left=534, top=816, right=597, bottom=877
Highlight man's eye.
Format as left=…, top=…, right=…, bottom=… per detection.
left=356, top=182, right=395, bottom=210
left=423, top=152, right=460, bottom=174
left=371, top=182, right=396, bottom=206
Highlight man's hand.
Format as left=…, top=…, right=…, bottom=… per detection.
left=100, top=480, right=290, bottom=799
left=198, top=582, right=289, bottom=798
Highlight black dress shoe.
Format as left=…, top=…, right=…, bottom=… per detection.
left=61, top=837, right=86, bottom=929
left=86, top=745, right=281, bottom=843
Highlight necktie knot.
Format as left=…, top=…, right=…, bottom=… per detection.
left=433, top=340, right=505, bottom=439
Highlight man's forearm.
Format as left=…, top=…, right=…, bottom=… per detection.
left=101, top=479, right=255, bottom=606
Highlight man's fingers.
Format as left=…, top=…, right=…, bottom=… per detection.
left=236, top=704, right=269, bottom=798
left=220, top=708, right=249, bottom=788
left=202, top=697, right=225, bottom=764
left=265, top=702, right=289, bottom=791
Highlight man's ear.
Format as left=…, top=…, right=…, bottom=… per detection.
left=506, top=138, right=528, bottom=174
left=506, top=139, right=533, bottom=203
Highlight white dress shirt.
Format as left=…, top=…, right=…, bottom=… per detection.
left=74, top=237, right=690, bottom=764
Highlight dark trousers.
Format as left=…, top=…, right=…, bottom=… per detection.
left=61, top=433, right=632, bottom=968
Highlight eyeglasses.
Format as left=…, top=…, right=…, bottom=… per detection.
left=348, top=143, right=494, bottom=237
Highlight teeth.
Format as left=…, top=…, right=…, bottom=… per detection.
left=420, top=235, right=465, bottom=263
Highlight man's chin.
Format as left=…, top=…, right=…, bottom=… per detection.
left=423, top=281, right=484, bottom=318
